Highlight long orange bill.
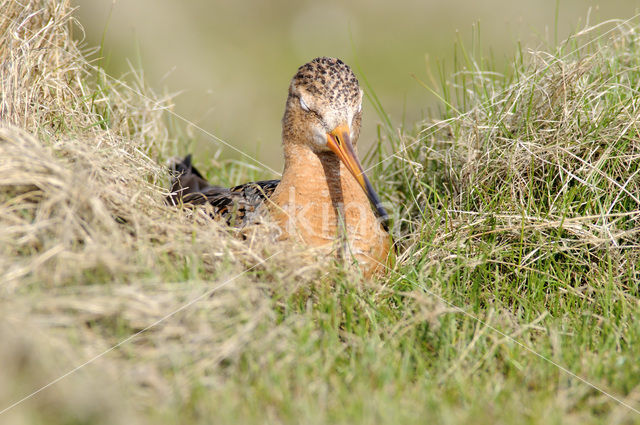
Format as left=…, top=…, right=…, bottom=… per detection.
left=326, top=123, right=389, bottom=228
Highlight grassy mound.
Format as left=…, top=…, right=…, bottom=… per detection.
left=1, top=0, right=242, bottom=289
left=384, top=21, right=640, bottom=308
left=1, top=1, right=640, bottom=424
left=0, top=1, right=327, bottom=423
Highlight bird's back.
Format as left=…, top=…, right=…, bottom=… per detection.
left=168, top=155, right=279, bottom=226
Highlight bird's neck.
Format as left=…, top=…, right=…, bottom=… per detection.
left=271, top=140, right=391, bottom=275
left=275, top=139, right=376, bottom=239
left=281, top=142, right=345, bottom=210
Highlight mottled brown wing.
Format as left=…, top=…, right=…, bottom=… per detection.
left=181, top=180, right=280, bottom=226
left=167, top=155, right=280, bottom=226
left=167, top=154, right=225, bottom=205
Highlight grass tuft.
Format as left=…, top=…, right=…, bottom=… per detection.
left=1, top=2, right=640, bottom=424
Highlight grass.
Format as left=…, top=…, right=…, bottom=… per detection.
left=2, top=1, right=640, bottom=424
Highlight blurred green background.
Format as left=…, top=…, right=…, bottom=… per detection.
left=74, top=0, right=639, bottom=175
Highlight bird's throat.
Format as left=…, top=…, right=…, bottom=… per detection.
left=270, top=143, right=386, bottom=251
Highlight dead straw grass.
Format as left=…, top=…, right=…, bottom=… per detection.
left=0, top=0, right=329, bottom=290
left=0, top=1, right=333, bottom=422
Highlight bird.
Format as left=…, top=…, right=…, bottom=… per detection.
left=168, top=57, right=392, bottom=274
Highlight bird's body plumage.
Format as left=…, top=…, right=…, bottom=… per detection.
left=168, top=156, right=279, bottom=226
left=168, top=57, right=392, bottom=274
left=268, top=145, right=391, bottom=272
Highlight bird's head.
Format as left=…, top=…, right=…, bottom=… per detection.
left=282, top=57, right=388, bottom=224
left=284, top=56, right=362, bottom=153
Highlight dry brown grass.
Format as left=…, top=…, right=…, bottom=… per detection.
left=0, top=2, right=337, bottom=423
left=2, top=0, right=208, bottom=289
left=0, top=0, right=332, bottom=289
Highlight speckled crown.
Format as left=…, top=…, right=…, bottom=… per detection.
left=292, top=57, right=360, bottom=106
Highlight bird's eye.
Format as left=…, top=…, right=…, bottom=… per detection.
left=300, top=97, right=310, bottom=112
